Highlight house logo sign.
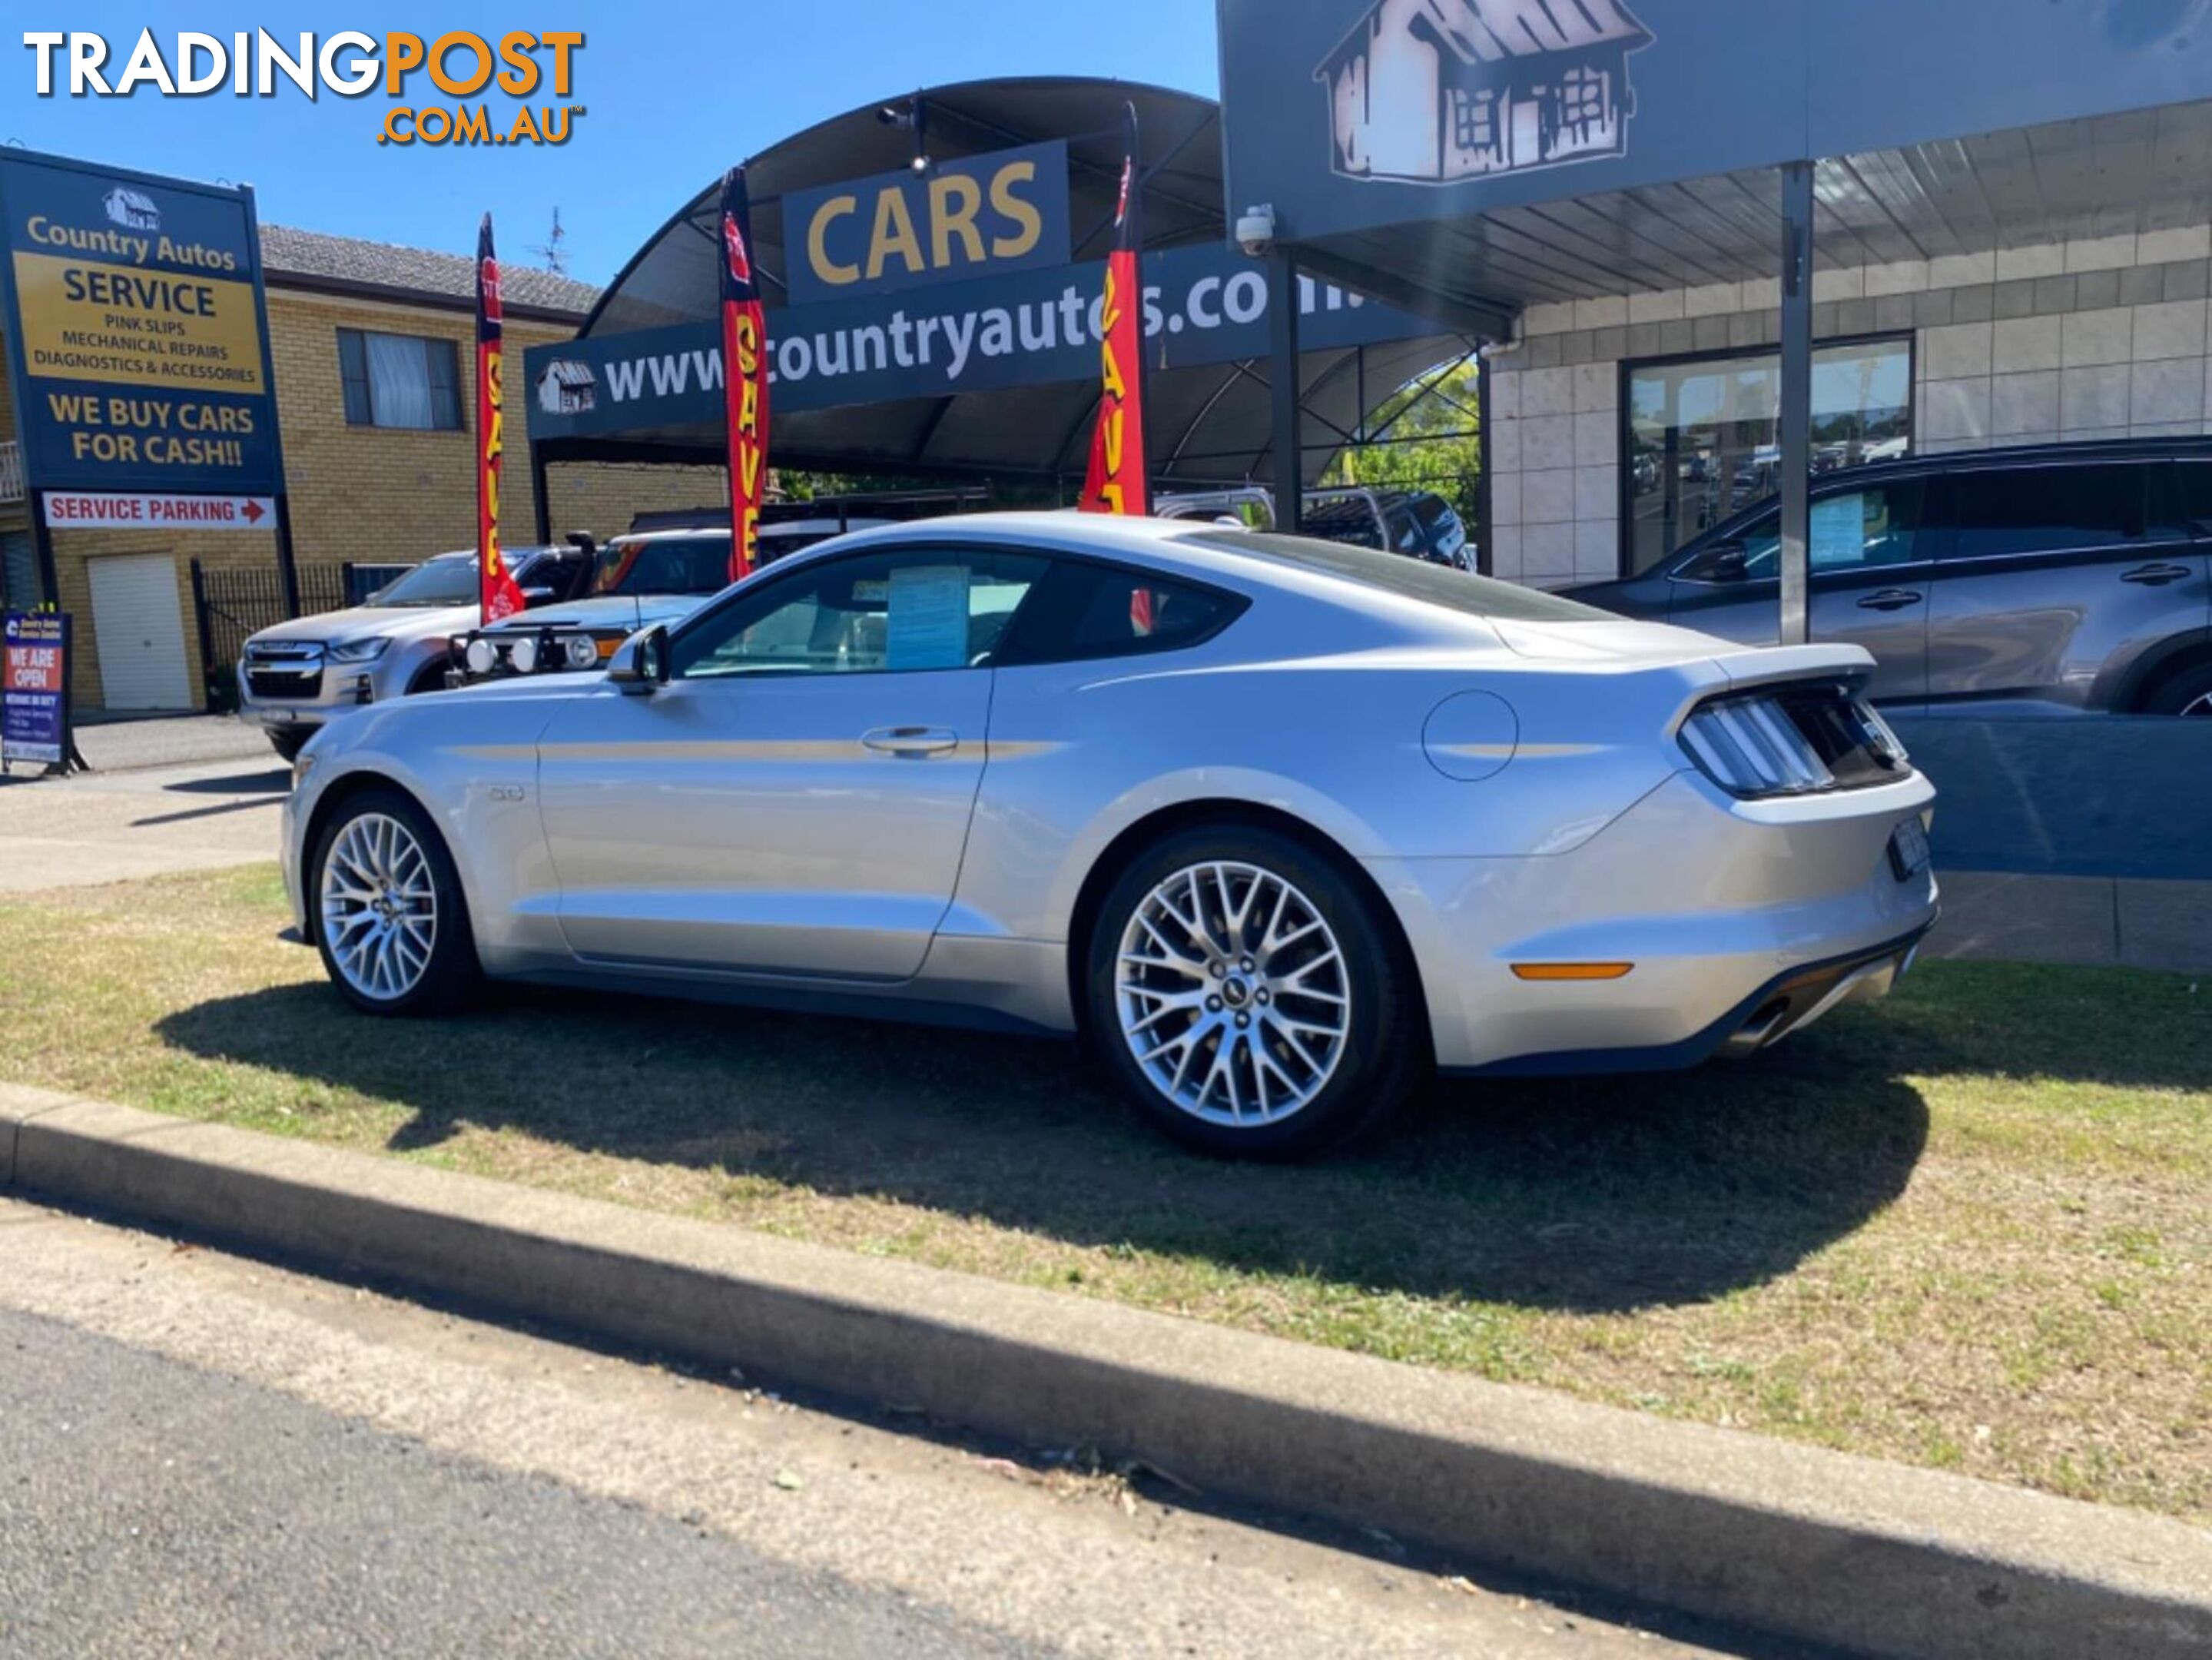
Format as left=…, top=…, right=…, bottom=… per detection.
left=536, top=359, right=597, bottom=415
left=1316, top=0, right=1653, bottom=187
left=103, top=185, right=161, bottom=232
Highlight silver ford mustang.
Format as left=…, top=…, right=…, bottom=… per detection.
left=284, top=514, right=1938, bottom=1157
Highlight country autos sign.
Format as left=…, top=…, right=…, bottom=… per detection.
left=525, top=242, right=1448, bottom=441
left=0, top=148, right=282, bottom=496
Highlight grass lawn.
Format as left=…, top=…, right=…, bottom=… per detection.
left=2, top=864, right=2207, bottom=1521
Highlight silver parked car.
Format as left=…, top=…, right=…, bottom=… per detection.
left=239, top=546, right=584, bottom=760
left=284, top=515, right=1938, bottom=1157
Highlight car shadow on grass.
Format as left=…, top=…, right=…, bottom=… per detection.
left=156, top=978, right=1946, bottom=1316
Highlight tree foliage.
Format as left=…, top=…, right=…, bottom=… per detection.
left=1321, top=355, right=1483, bottom=523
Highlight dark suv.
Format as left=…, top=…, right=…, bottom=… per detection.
left=1565, top=439, right=2212, bottom=716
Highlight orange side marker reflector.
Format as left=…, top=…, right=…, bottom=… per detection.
left=1511, top=962, right=1634, bottom=981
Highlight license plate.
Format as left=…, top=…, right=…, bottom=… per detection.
left=1889, top=816, right=1932, bottom=881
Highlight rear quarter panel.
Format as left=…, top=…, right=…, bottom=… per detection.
left=961, top=639, right=1715, bottom=946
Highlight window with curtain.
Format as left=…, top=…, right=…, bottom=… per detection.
left=337, top=329, right=463, bottom=431
left=1622, top=336, right=1912, bottom=576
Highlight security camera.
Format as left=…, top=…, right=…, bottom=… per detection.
left=1235, top=204, right=1276, bottom=258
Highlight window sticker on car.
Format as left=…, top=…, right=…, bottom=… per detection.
left=886, top=566, right=970, bottom=671
left=1811, top=495, right=1863, bottom=568
left=851, top=579, right=890, bottom=604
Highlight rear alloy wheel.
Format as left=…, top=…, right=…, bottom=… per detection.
left=1087, top=827, right=1421, bottom=1158
left=2146, top=659, right=2212, bottom=717
left=311, top=788, right=480, bottom=1017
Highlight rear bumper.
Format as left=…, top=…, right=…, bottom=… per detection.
left=1371, top=768, right=1940, bottom=1073
left=1443, top=921, right=1933, bottom=1077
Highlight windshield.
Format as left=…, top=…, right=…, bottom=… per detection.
left=592, top=534, right=731, bottom=597
left=365, top=556, right=479, bottom=608
left=1179, top=530, right=1611, bottom=622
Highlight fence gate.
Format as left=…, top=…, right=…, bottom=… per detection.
left=188, top=561, right=358, bottom=712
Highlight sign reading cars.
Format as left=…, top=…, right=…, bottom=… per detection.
left=0, top=149, right=281, bottom=496
left=784, top=139, right=1070, bottom=307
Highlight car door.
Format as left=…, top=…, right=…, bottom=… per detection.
left=535, top=545, right=1044, bottom=981
left=1924, top=459, right=2177, bottom=711
left=1663, top=475, right=1936, bottom=707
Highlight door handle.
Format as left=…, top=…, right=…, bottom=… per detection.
left=1856, top=589, right=1924, bottom=612
left=2121, top=563, right=2194, bottom=586
left=861, top=725, right=958, bottom=757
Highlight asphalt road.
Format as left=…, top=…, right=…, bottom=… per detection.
left=0, top=1200, right=1739, bottom=1659
left=0, top=1309, right=1039, bottom=1659
left=0, top=754, right=285, bottom=891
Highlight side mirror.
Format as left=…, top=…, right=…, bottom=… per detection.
left=519, top=586, right=555, bottom=605
left=1689, top=543, right=1749, bottom=583
left=608, top=624, right=671, bottom=695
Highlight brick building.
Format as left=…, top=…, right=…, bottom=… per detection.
left=0, top=224, right=722, bottom=713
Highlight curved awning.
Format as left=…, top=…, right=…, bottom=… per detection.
left=541, top=78, right=1481, bottom=488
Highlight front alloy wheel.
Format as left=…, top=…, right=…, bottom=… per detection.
left=311, top=788, right=479, bottom=1016
left=1088, top=826, right=1421, bottom=1158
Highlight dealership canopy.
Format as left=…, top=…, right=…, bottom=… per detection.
left=523, top=78, right=1470, bottom=490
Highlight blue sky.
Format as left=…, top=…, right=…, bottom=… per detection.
left=10, top=4, right=1222, bottom=286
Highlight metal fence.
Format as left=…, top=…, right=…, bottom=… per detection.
left=188, top=561, right=355, bottom=712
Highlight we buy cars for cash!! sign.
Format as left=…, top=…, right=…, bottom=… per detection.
left=0, top=148, right=281, bottom=496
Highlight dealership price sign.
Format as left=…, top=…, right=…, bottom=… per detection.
left=2, top=611, right=71, bottom=768
left=0, top=148, right=282, bottom=496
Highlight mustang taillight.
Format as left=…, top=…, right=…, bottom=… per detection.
left=1680, top=684, right=1909, bottom=798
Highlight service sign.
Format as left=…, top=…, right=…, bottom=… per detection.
left=2, top=611, right=69, bottom=768
left=0, top=149, right=281, bottom=496
left=784, top=140, right=1070, bottom=307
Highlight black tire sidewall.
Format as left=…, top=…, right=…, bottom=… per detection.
left=266, top=728, right=308, bottom=762
left=1084, top=825, right=1419, bottom=1159
left=2148, top=659, right=2212, bottom=717
left=310, top=787, right=479, bottom=1018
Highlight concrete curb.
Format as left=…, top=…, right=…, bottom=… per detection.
left=5, top=1083, right=2208, bottom=1659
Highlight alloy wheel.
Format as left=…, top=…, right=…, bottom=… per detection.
left=1115, top=861, right=1351, bottom=1126
left=320, top=812, right=439, bottom=1001
left=2181, top=690, right=2212, bottom=718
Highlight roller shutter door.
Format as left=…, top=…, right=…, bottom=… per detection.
left=87, top=553, right=194, bottom=711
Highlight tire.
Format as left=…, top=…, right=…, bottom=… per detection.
left=2143, top=658, right=2212, bottom=718
left=265, top=727, right=310, bottom=762
left=310, top=786, right=481, bottom=1017
left=1084, top=825, right=1423, bottom=1159
left=406, top=659, right=454, bottom=697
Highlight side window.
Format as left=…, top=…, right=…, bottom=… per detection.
left=1946, top=465, right=2147, bottom=561
left=672, top=549, right=1045, bottom=680
left=2157, top=461, right=2212, bottom=537
left=1809, top=481, right=1928, bottom=570
left=998, top=559, right=1244, bottom=666
left=1701, top=481, right=1927, bottom=579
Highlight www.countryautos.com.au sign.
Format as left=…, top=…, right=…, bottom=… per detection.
left=0, top=148, right=282, bottom=496
left=525, top=241, right=1444, bottom=441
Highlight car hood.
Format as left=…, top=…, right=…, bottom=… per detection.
left=246, top=603, right=477, bottom=649
left=483, top=593, right=711, bottom=633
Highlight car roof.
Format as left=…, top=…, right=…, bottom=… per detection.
left=1768, top=434, right=2212, bottom=492
left=759, top=511, right=1501, bottom=622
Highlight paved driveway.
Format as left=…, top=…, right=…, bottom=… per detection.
left=0, top=756, right=286, bottom=892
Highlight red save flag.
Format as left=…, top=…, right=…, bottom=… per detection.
left=1077, top=105, right=1150, bottom=521
left=475, top=214, right=526, bottom=626
left=720, top=165, right=771, bottom=583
